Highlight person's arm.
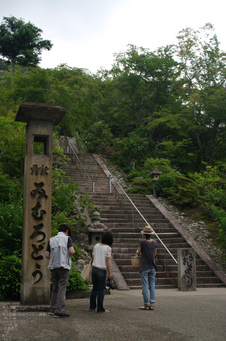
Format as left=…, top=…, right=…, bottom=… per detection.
left=68, top=237, right=75, bottom=256
left=46, top=241, right=51, bottom=259
left=137, top=246, right=142, bottom=256
left=106, top=257, right=112, bottom=280
left=155, top=248, right=157, bottom=257
left=69, top=246, right=75, bottom=256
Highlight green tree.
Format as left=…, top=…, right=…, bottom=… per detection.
left=0, top=116, right=25, bottom=185
left=112, top=132, right=152, bottom=170
left=106, top=45, right=180, bottom=135
left=6, top=65, right=101, bottom=136
left=175, top=23, right=226, bottom=167
left=0, top=16, right=52, bottom=74
left=147, top=24, right=226, bottom=170
left=83, top=121, right=113, bottom=153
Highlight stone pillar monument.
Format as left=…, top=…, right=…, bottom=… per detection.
left=15, top=103, right=67, bottom=305
left=178, top=248, right=196, bottom=291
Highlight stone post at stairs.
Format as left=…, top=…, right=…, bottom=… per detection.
left=15, top=103, right=66, bottom=305
left=178, top=248, right=196, bottom=291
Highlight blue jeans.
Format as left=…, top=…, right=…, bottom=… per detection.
left=140, top=269, right=156, bottom=305
left=90, top=267, right=107, bottom=312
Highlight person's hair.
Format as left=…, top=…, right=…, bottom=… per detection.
left=144, top=234, right=151, bottom=240
left=101, top=231, right=113, bottom=246
left=59, top=224, right=71, bottom=236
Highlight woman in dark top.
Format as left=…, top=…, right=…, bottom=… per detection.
left=137, top=225, right=157, bottom=310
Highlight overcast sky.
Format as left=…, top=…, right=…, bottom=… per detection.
left=1, top=0, right=226, bottom=73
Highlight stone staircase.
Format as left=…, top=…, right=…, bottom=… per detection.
left=61, top=152, right=226, bottom=289
left=60, top=153, right=114, bottom=193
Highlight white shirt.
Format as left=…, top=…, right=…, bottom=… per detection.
left=92, top=243, right=111, bottom=269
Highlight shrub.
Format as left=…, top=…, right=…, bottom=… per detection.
left=0, top=171, right=20, bottom=203
left=154, top=173, right=176, bottom=198
left=127, top=171, right=142, bottom=182
left=160, top=139, right=197, bottom=174
left=127, top=178, right=154, bottom=195
left=111, top=133, right=151, bottom=170
left=0, top=198, right=23, bottom=255
left=0, top=252, right=21, bottom=300
left=165, top=175, right=200, bottom=207
left=67, top=267, right=89, bottom=292
left=52, top=181, right=81, bottom=215
left=144, top=158, right=174, bottom=175
left=211, top=206, right=226, bottom=251
left=205, top=188, right=226, bottom=209
left=71, top=245, right=83, bottom=261
left=83, top=121, right=113, bottom=154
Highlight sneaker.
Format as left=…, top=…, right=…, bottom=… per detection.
left=54, top=313, right=70, bottom=318
left=49, top=312, right=55, bottom=316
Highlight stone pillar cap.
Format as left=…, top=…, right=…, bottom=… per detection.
left=15, top=102, right=67, bottom=125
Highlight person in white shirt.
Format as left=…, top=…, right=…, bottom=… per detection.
left=90, top=231, right=113, bottom=313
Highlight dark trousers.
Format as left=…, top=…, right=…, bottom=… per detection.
left=50, top=267, right=69, bottom=315
left=90, top=266, right=107, bottom=312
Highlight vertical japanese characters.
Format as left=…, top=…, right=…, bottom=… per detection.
left=30, top=164, right=49, bottom=284
left=182, top=249, right=193, bottom=288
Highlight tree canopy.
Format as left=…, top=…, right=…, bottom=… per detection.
left=0, top=21, right=226, bottom=173
left=0, top=16, right=52, bottom=74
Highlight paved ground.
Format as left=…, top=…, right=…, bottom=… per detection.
left=1, top=288, right=226, bottom=341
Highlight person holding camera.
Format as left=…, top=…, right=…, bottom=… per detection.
left=90, top=231, right=113, bottom=313
left=137, top=226, right=157, bottom=310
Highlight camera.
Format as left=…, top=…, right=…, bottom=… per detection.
left=105, top=278, right=115, bottom=291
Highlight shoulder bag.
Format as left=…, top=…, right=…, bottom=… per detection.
left=131, top=255, right=141, bottom=270
left=81, top=259, right=93, bottom=283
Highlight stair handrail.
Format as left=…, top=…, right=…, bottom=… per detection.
left=68, top=141, right=95, bottom=192
left=110, top=174, right=178, bottom=264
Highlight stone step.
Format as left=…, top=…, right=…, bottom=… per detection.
left=112, top=249, right=182, bottom=256
left=111, top=227, right=174, bottom=233
left=113, top=236, right=186, bottom=243
left=125, top=276, right=223, bottom=287
left=104, top=218, right=169, bottom=224
left=130, top=285, right=175, bottom=289
left=122, top=270, right=215, bottom=279
left=126, top=277, right=177, bottom=286
left=62, top=154, right=225, bottom=289
left=114, top=257, right=208, bottom=267
left=118, top=263, right=213, bottom=273
left=129, top=282, right=225, bottom=289
left=112, top=232, right=181, bottom=238
left=108, top=223, right=172, bottom=229
left=124, top=272, right=178, bottom=279
left=113, top=240, right=188, bottom=246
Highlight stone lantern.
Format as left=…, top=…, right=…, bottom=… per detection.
left=150, top=166, right=162, bottom=197
left=87, top=211, right=108, bottom=251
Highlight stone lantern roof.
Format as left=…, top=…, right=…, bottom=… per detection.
left=151, top=166, right=162, bottom=176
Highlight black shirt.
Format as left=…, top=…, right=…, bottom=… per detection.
left=139, top=239, right=157, bottom=272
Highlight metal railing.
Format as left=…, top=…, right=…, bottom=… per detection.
left=68, top=141, right=95, bottom=192
left=109, top=174, right=178, bottom=264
